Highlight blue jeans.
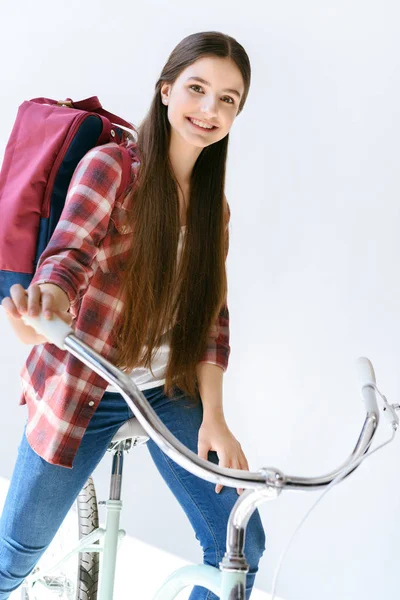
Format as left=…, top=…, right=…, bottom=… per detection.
left=0, top=386, right=266, bottom=599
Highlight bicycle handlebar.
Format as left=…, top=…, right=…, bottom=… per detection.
left=21, top=312, right=381, bottom=493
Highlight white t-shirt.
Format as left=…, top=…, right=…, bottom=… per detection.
left=105, top=226, right=186, bottom=393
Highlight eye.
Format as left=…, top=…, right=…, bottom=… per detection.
left=189, top=84, right=234, bottom=105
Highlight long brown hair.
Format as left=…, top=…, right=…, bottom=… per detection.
left=113, top=31, right=251, bottom=400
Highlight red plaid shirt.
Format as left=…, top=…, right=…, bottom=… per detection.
left=19, top=139, right=231, bottom=468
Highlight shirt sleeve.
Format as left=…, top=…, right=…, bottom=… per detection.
left=30, top=144, right=124, bottom=307
left=198, top=302, right=231, bottom=372
left=197, top=199, right=231, bottom=371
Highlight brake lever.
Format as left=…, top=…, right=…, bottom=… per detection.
left=373, top=386, right=400, bottom=431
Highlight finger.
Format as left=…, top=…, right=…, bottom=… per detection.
left=230, top=460, right=245, bottom=495
left=1, top=296, right=22, bottom=319
left=27, top=285, right=42, bottom=317
left=239, top=455, right=250, bottom=472
left=215, top=453, right=228, bottom=494
left=9, top=284, right=29, bottom=315
left=233, top=445, right=249, bottom=470
left=52, top=310, right=74, bottom=326
left=57, top=311, right=74, bottom=326
left=230, top=455, right=249, bottom=495
left=237, top=480, right=246, bottom=494
left=40, top=291, right=55, bottom=320
left=197, top=441, right=210, bottom=462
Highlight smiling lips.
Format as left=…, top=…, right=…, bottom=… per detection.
left=186, top=117, right=217, bottom=131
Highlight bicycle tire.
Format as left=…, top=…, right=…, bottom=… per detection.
left=20, top=476, right=100, bottom=600
left=76, top=476, right=100, bottom=600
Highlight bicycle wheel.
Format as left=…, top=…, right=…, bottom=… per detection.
left=20, top=476, right=100, bottom=600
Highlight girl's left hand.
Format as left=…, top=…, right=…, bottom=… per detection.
left=197, top=417, right=249, bottom=495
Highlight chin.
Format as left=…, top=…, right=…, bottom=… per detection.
left=179, top=129, right=209, bottom=148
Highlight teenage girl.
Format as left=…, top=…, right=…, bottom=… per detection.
left=0, top=31, right=266, bottom=600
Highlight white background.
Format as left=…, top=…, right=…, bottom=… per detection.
left=0, top=1, right=399, bottom=599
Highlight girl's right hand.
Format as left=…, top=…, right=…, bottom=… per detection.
left=1, top=283, right=73, bottom=326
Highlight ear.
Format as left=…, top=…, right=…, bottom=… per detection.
left=160, top=82, right=172, bottom=104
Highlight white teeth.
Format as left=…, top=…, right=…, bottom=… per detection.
left=189, top=118, right=213, bottom=130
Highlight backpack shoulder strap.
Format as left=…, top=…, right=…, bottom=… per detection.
left=116, top=144, right=135, bottom=200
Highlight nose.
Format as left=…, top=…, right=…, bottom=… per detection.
left=199, top=95, right=219, bottom=118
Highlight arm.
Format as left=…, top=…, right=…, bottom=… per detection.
left=196, top=361, right=248, bottom=495
left=30, top=144, right=125, bottom=307
left=6, top=144, right=124, bottom=344
left=195, top=197, right=249, bottom=495
left=195, top=362, right=224, bottom=420
left=197, top=302, right=231, bottom=372
left=196, top=196, right=231, bottom=372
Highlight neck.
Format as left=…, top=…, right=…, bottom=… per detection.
left=168, top=127, right=203, bottom=188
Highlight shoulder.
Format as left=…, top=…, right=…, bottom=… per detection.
left=81, top=142, right=126, bottom=172
left=71, top=142, right=138, bottom=197
left=70, top=144, right=125, bottom=190
left=85, top=140, right=141, bottom=185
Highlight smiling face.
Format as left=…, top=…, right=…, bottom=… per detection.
left=160, top=55, right=245, bottom=150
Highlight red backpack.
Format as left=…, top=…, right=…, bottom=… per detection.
left=0, top=96, right=136, bottom=302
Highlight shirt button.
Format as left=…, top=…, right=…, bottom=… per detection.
left=88, top=401, right=94, bottom=407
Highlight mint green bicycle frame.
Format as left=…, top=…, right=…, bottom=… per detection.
left=21, top=312, right=383, bottom=600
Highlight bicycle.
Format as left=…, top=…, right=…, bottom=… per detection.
left=16, top=311, right=398, bottom=600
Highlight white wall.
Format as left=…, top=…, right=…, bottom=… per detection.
left=1, top=1, right=399, bottom=599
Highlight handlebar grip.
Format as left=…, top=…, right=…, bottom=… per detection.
left=21, top=312, right=74, bottom=350
left=355, top=356, right=376, bottom=386
left=355, top=357, right=379, bottom=414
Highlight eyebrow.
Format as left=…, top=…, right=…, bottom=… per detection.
left=186, top=76, right=242, bottom=100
